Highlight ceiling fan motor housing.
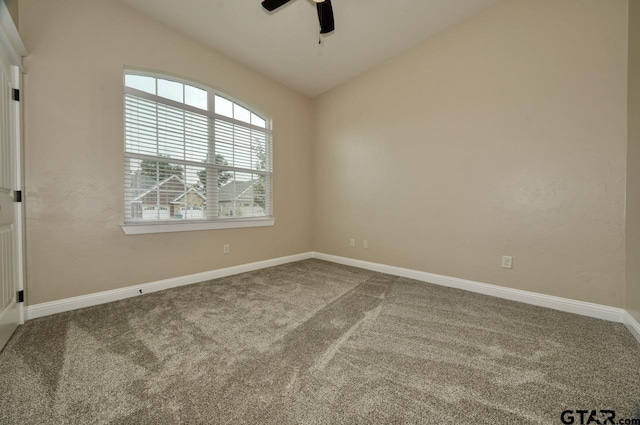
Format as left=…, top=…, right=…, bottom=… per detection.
left=261, top=0, right=335, bottom=35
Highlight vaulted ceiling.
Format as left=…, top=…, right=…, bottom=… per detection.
left=121, top=0, right=499, bottom=97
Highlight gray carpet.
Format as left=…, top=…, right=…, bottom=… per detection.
left=0, top=259, right=639, bottom=424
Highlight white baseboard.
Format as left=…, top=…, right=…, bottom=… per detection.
left=312, top=252, right=625, bottom=323
left=26, top=252, right=314, bottom=320
left=624, top=311, right=640, bottom=344
left=25, top=251, right=628, bottom=328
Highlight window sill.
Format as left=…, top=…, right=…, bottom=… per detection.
left=120, top=218, right=275, bottom=235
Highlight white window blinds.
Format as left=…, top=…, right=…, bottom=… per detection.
left=123, top=72, right=273, bottom=223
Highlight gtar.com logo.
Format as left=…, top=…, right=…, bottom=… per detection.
left=560, top=410, right=640, bottom=425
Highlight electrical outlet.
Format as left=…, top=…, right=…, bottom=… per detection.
left=224, top=244, right=230, bottom=254
left=363, top=240, right=368, bottom=249
left=350, top=238, right=355, bottom=247
left=501, top=255, right=512, bottom=269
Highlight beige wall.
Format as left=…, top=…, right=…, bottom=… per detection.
left=314, top=0, right=629, bottom=307
left=20, top=0, right=314, bottom=305
left=627, top=0, right=640, bottom=323
left=19, top=0, right=634, bottom=311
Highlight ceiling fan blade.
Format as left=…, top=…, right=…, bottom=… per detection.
left=317, top=0, right=335, bottom=34
left=261, top=0, right=293, bottom=12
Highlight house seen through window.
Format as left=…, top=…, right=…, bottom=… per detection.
left=124, top=70, right=272, bottom=224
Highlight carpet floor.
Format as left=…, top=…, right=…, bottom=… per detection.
left=0, top=259, right=639, bottom=424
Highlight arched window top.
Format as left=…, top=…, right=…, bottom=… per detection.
left=124, top=71, right=270, bottom=129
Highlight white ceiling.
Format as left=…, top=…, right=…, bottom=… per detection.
left=121, top=0, right=499, bottom=97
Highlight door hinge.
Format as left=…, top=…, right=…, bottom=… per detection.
left=17, top=290, right=24, bottom=303
left=12, top=88, right=19, bottom=102
left=14, top=190, right=22, bottom=203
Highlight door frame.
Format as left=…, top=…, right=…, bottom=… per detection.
left=12, top=64, right=23, bottom=324
left=1, top=0, right=27, bottom=325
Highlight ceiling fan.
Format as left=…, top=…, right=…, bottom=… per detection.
left=261, top=0, right=335, bottom=35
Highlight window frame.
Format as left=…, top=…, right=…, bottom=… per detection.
left=120, top=69, right=275, bottom=235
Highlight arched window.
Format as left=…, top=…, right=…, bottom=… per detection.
left=122, top=70, right=273, bottom=234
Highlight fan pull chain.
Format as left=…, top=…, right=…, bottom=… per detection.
left=318, top=3, right=323, bottom=44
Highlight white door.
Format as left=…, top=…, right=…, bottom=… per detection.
left=0, top=37, right=20, bottom=351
